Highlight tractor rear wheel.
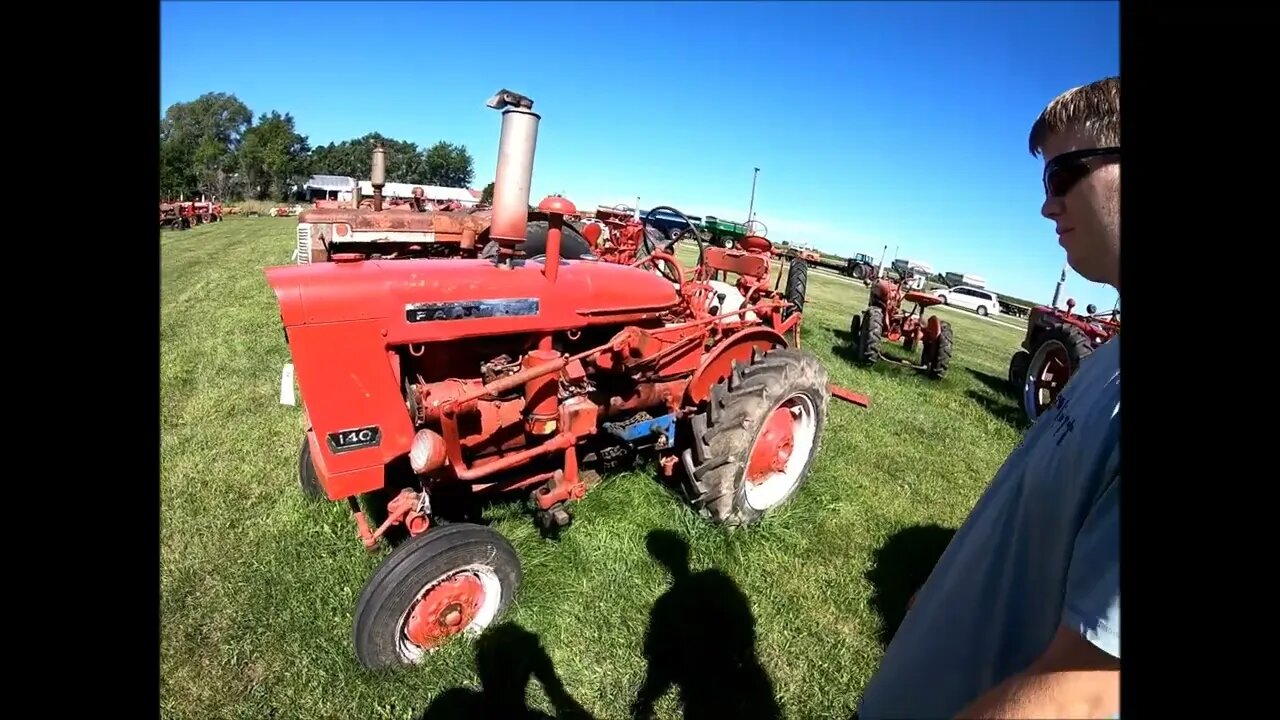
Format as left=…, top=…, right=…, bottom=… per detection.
left=849, top=313, right=862, bottom=344
left=352, top=523, right=521, bottom=670
left=1022, top=324, right=1092, bottom=421
left=679, top=348, right=830, bottom=526
left=298, top=434, right=324, bottom=500
left=858, top=306, right=884, bottom=363
left=478, top=221, right=595, bottom=261
left=921, top=321, right=954, bottom=379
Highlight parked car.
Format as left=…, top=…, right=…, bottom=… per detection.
left=933, top=285, right=1001, bottom=317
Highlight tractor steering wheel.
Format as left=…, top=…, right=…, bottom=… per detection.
left=639, top=205, right=705, bottom=280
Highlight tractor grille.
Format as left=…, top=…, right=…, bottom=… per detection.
left=295, top=224, right=311, bottom=264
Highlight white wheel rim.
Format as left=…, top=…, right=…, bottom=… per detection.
left=394, top=563, right=503, bottom=664
left=744, top=392, right=818, bottom=511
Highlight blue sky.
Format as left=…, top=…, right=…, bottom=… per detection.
left=160, top=1, right=1119, bottom=310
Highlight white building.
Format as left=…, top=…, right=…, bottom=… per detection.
left=302, top=175, right=356, bottom=201
left=301, top=175, right=482, bottom=207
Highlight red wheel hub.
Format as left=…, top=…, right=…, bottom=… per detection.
left=404, top=574, right=485, bottom=649
left=747, top=405, right=796, bottom=485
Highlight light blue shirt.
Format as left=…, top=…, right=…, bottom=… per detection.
left=858, top=335, right=1120, bottom=719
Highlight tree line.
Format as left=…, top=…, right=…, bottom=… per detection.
left=159, top=92, right=478, bottom=202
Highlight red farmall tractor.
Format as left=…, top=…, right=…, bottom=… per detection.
left=265, top=89, right=869, bottom=671
left=848, top=273, right=954, bottom=379
left=1008, top=297, right=1119, bottom=421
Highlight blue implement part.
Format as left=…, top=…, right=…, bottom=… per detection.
left=602, top=411, right=678, bottom=448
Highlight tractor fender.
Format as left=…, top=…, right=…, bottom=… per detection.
left=685, top=327, right=788, bottom=405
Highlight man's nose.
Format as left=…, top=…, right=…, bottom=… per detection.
left=1041, top=195, right=1063, bottom=220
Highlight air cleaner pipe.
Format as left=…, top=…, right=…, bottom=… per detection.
left=486, top=90, right=539, bottom=263
left=371, top=143, right=386, bottom=212
left=545, top=211, right=562, bottom=283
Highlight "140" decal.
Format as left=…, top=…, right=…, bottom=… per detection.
left=327, top=426, right=381, bottom=453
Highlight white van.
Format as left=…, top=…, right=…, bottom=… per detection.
left=933, top=285, right=1001, bottom=317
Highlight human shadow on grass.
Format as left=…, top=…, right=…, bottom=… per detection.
left=966, top=390, right=1032, bottom=432
left=963, top=367, right=1032, bottom=432
left=631, top=530, right=780, bottom=720
left=865, top=523, right=958, bottom=647
left=965, top=367, right=1018, bottom=401
left=419, top=622, right=595, bottom=720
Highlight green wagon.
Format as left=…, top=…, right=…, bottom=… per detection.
left=685, top=215, right=753, bottom=248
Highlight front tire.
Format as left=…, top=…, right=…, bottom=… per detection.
left=298, top=434, right=324, bottom=500
left=352, top=523, right=522, bottom=670
left=679, top=348, right=830, bottom=526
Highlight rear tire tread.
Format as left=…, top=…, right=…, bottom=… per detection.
left=681, top=348, right=829, bottom=526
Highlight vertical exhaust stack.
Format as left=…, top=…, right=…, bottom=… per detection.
left=371, top=143, right=387, bottom=212
left=486, top=89, right=540, bottom=266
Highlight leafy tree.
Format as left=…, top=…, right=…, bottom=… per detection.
left=157, top=90, right=479, bottom=200
left=422, top=141, right=475, bottom=188
left=159, top=92, right=252, bottom=199
left=310, top=133, right=429, bottom=183
left=310, top=135, right=475, bottom=188
left=480, top=181, right=495, bottom=205
left=238, top=111, right=312, bottom=200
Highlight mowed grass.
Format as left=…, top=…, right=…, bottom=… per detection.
left=160, top=218, right=1030, bottom=719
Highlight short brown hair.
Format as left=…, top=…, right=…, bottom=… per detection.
left=1028, top=76, right=1120, bottom=157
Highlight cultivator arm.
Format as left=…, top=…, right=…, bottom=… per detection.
left=828, top=384, right=870, bottom=407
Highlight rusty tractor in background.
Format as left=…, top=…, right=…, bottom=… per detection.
left=573, top=204, right=662, bottom=265
left=294, top=146, right=595, bottom=265
left=1008, top=298, right=1119, bottom=421
left=849, top=273, right=954, bottom=379
left=267, top=88, right=869, bottom=671
left=159, top=200, right=222, bottom=230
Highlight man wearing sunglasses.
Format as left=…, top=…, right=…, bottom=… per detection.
left=857, top=76, right=1120, bottom=719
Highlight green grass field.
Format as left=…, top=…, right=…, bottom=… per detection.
left=160, top=218, right=1030, bottom=719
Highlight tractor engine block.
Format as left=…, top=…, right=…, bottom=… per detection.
left=400, top=340, right=686, bottom=481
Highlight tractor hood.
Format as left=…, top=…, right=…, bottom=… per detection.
left=265, top=257, right=681, bottom=342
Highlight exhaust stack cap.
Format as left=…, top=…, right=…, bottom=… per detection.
left=487, top=89, right=534, bottom=111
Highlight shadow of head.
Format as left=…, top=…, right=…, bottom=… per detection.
left=647, top=528, right=692, bottom=579
left=420, top=622, right=592, bottom=720
left=865, top=524, right=957, bottom=647
left=472, top=623, right=549, bottom=700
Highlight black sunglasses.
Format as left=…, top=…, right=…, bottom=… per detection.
left=1043, top=146, right=1120, bottom=197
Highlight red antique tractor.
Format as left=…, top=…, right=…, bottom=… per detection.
left=848, top=273, right=954, bottom=379
left=573, top=204, right=665, bottom=265
left=266, top=89, right=869, bottom=671
left=1008, top=298, right=1119, bottom=421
